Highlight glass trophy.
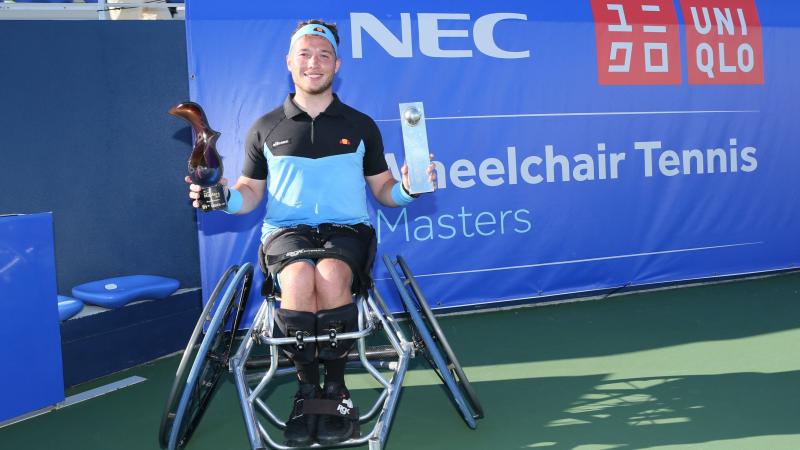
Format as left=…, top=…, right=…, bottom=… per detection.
left=169, top=102, right=226, bottom=212
left=399, top=102, right=434, bottom=195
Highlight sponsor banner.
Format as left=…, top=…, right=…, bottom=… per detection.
left=184, top=0, right=799, bottom=321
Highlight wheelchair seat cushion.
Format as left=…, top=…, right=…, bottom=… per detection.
left=71, top=275, right=180, bottom=308
left=57, top=295, right=84, bottom=321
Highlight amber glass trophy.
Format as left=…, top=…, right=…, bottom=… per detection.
left=170, top=102, right=226, bottom=212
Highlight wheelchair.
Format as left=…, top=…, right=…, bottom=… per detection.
left=159, top=254, right=484, bottom=449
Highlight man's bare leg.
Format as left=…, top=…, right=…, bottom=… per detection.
left=278, top=260, right=318, bottom=312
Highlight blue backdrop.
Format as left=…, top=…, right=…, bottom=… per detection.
left=0, top=21, right=199, bottom=294
left=183, top=0, right=799, bottom=321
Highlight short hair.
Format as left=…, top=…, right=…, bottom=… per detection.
left=294, top=19, right=340, bottom=45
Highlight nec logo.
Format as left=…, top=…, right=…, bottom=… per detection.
left=350, top=12, right=530, bottom=59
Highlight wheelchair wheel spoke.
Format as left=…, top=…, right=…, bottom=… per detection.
left=386, top=255, right=485, bottom=426
left=175, top=355, right=227, bottom=447
left=158, top=265, right=240, bottom=449
left=163, top=264, right=254, bottom=450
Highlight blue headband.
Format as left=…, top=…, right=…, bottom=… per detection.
left=290, top=24, right=338, bottom=54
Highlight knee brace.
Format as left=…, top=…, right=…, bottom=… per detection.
left=274, top=308, right=317, bottom=364
left=316, top=303, right=359, bottom=361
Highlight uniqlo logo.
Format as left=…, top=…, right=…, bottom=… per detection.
left=680, top=0, right=763, bottom=84
left=590, top=0, right=681, bottom=85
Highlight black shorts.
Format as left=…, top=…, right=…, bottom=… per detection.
left=258, top=223, right=376, bottom=296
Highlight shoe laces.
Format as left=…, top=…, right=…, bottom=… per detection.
left=289, top=399, right=305, bottom=420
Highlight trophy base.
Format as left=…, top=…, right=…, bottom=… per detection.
left=200, top=184, right=227, bottom=212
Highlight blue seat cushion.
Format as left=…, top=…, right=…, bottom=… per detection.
left=57, top=295, right=84, bottom=321
left=71, top=275, right=180, bottom=308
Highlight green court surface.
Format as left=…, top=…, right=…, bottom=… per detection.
left=2, top=272, right=799, bottom=449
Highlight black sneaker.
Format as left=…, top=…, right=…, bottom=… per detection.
left=284, top=383, right=320, bottom=447
left=316, top=382, right=357, bottom=445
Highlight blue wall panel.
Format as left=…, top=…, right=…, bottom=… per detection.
left=0, top=21, right=200, bottom=294
left=0, top=213, right=64, bottom=422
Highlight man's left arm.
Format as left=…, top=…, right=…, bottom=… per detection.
left=366, top=162, right=436, bottom=208
left=362, top=116, right=436, bottom=207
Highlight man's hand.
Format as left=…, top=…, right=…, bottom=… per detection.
left=401, top=153, right=437, bottom=195
left=185, top=176, right=228, bottom=209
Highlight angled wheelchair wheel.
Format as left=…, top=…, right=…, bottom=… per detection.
left=396, top=256, right=484, bottom=420
left=396, top=257, right=483, bottom=418
left=383, top=255, right=481, bottom=429
left=159, top=265, right=237, bottom=448
left=160, top=263, right=254, bottom=450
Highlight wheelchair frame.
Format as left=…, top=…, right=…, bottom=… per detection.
left=160, top=255, right=483, bottom=450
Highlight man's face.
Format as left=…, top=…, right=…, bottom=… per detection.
left=287, top=35, right=340, bottom=96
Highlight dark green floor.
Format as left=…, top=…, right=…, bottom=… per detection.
left=2, top=272, right=799, bottom=449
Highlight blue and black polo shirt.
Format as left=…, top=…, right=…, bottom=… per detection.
left=242, top=94, right=389, bottom=242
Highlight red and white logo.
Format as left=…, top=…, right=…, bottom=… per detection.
left=590, top=0, right=681, bottom=85
left=680, top=0, right=763, bottom=84
left=590, top=0, right=763, bottom=85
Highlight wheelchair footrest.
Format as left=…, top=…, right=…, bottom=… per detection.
left=244, top=344, right=398, bottom=369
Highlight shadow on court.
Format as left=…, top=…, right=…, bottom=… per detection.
left=386, top=370, right=800, bottom=450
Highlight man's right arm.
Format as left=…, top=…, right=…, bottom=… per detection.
left=227, top=176, right=266, bottom=214
left=185, top=175, right=265, bottom=214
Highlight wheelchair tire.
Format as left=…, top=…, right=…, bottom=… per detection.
left=396, top=256, right=485, bottom=420
left=396, top=256, right=484, bottom=420
left=383, top=255, right=478, bottom=429
left=158, top=265, right=237, bottom=449
left=163, top=263, right=254, bottom=450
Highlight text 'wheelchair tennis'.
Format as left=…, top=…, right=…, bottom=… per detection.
left=159, top=254, right=484, bottom=449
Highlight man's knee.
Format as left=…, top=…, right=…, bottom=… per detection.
left=315, top=259, right=353, bottom=307
left=278, top=261, right=317, bottom=310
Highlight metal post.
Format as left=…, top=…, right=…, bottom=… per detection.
left=97, top=0, right=111, bottom=20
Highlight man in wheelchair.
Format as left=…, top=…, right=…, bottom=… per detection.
left=186, top=19, right=435, bottom=447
